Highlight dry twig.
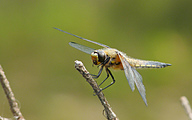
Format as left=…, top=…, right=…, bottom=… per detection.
left=180, top=96, right=192, bottom=120
left=0, top=65, right=25, bottom=120
left=75, top=60, right=119, bottom=120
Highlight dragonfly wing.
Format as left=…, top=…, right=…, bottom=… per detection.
left=54, top=27, right=110, bottom=48
left=69, top=42, right=95, bottom=54
left=131, top=68, right=147, bottom=106
left=118, top=52, right=147, bottom=106
left=118, top=52, right=135, bottom=91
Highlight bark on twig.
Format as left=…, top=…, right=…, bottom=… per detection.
left=74, top=60, right=119, bottom=120
left=0, top=65, right=25, bottom=120
left=180, top=96, right=192, bottom=120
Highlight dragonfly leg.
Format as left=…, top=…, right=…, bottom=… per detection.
left=91, top=57, right=110, bottom=78
left=98, top=71, right=109, bottom=87
left=91, top=66, right=104, bottom=78
left=97, top=68, right=115, bottom=94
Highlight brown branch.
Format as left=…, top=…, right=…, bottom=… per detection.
left=180, top=96, right=192, bottom=120
left=0, top=65, right=25, bottom=120
left=74, top=60, right=119, bottom=120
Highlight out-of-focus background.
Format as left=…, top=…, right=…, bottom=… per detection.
left=0, top=0, right=192, bottom=120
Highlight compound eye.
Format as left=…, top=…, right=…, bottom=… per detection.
left=97, top=51, right=105, bottom=62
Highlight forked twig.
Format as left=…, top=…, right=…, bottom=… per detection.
left=74, top=60, right=119, bottom=120
left=0, top=65, right=25, bottom=120
left=180, top=96, right=192, bottom=120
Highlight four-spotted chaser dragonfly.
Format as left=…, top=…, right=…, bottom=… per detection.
left=54, top=27, right=171, bottom=106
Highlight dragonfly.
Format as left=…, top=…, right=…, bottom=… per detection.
left=54, top=27, right=171, bottom=106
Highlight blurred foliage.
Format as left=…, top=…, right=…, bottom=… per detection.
left=0, top=0, right=192, bottom=120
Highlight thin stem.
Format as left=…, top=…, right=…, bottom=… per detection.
left=0, top=65, right=25, bottom=120
left=180, top=96, right=192, bottom=120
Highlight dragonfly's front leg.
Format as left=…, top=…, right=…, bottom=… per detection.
left=91, top=56, right=110, bottom=78
left=91, top=66, right=104, bottom=78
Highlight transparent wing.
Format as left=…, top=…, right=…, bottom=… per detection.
left=131, top=68, right=147, bottom=106
left=118, top=52, right=147, bottom=106
left=69, top=42, right=95, bottom=54
left=118, top=53, right=135, bottom=91
left=54, top=27, right=110, bottom=48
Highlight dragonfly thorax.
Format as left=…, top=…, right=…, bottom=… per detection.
left=91, top=50, right=106, bottom=65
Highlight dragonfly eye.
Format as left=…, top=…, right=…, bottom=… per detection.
left=97, top=51, right=106, bottom=63
left=91, top=50, right=106, bottom=65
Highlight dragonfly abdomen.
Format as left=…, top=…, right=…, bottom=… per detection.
left=135, top=63, right=170, bottom=68
left=129, top=59, right=171, bottom=69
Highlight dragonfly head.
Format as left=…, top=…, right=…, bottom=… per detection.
left=91, top=50, right=106, bottom=65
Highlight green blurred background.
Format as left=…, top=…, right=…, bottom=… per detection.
left=0, top=0, right=192, bottom=119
